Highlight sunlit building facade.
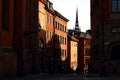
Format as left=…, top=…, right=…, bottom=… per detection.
left=67, top=35, right=79, bottom=71
left=53, top=10, right=69, bottom=72
left=38, top=0, right=69, bottom=73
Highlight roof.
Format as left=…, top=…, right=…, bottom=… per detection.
left=54, top=10, right=69, bottom=22
left=68, top=34, right=79, bottom=42
left=68, top=29, right=92, bottom=39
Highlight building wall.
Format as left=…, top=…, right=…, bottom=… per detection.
left=83, top=38, right=91, bottom=74
left=14, top=0, right=39, bottom=74
left=46, top=11, right=54, bottom=44
left=0, top=0, right=69, bottom=76
left=45, top=4, right=54, bottom=72
left=77, top=38, right=84, bottom=73
left=55, top=16, right=68, bottom=61
left=77, top=35, right=91, bottom=74
left=38, top=0, right=46, bottom=43
left=0, top=0, right=39, bottom=76
left=38, top=1, right=46, bottom=30
left=0, top=0, right=14, bottom=46
left=91, top=0, right=120, bottom=74
left=70, top=41, right=78, bottom=71
left=38, top=0, right=47, bottom=72
left=0, top=0, right=17, bottom=76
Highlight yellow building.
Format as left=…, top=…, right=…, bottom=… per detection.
left=68, top=35, right=79, bottom=71
left=71, top=41, right=78, bottom=70
left=38, top=0, right=47, bottom=72
left=38, top=0, right=46, bottom=30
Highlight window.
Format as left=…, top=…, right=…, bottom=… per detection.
left=112, top=27, right=118, bottom=32
left=63, top=25, right=65, bottom=31
left=65, top=38, right=66, bottom=45
left=41, top=21, right=44, bottom=29
left=38, top=19, right=41, bottom=29
left=46, top=31, right=49, bottom=39
left=2, top=0, right=10, bottom=30
left=65, top=26, right=66, bottom=32
left=38, top=1, right=40, bottom=11
left=61, top=49, right=64, bottom=57
left=46, top=15, right=47, bottom=23
left=112, top=24, right=120, bottom=32
left=85, top=59, right=90, bottom=64
left=58, top=23, right=59, bottom=29
left=46, top=14, right=49, bottom=23
left=65, top=50, right=67, bottom=57
left=42, top=6, right=45, bottom=12
left=55, top=22, right=57, bottom=28
left=51, top=17, right=53, bottom=25
left=112, top=27, right=120, bottom=32
left=85, top=49, right=90, bottom=56
left=112, top=0, right=120, bottom=12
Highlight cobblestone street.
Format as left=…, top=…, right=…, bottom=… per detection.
left=1, top=73, right=120, bottom=80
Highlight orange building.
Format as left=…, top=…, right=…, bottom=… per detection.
left=0, top=0, right=39, bottom=76
left=38, top=0, right=69, bottom=73
left=53, top=10, right=69, bottom=72
left=0, top=0, right=69, bottom=76
left=44, top=0, right=54, bottom=72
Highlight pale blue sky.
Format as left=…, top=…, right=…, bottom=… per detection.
left=50, top=0, right=90, bottom=32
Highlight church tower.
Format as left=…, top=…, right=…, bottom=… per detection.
left=75, top=7, right=81, bottom=32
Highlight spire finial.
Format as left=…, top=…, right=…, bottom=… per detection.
left=75, top=6, right=81, bottom=32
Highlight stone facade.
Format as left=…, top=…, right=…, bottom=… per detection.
left=91, top=0, right=120, bottom=74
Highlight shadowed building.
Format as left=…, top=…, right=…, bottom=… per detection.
left=38, top=0, right=47, bottom=72
left=0, top=0, right=69, bottom=76
left=45, top=0, right=54, bottom=72
left=91, top=0, right=120, bottom=74
left=0, top=0, right=39, bottom=76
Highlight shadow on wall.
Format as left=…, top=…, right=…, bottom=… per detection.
left=46, top=34, right=65, bottom=73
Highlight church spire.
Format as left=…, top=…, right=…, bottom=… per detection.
left=75, top=7, right=81, bottom=32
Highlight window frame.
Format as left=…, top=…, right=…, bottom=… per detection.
left=111, top=0, right=120, bottom=13
left=111, top=24, right=120, bottom=33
